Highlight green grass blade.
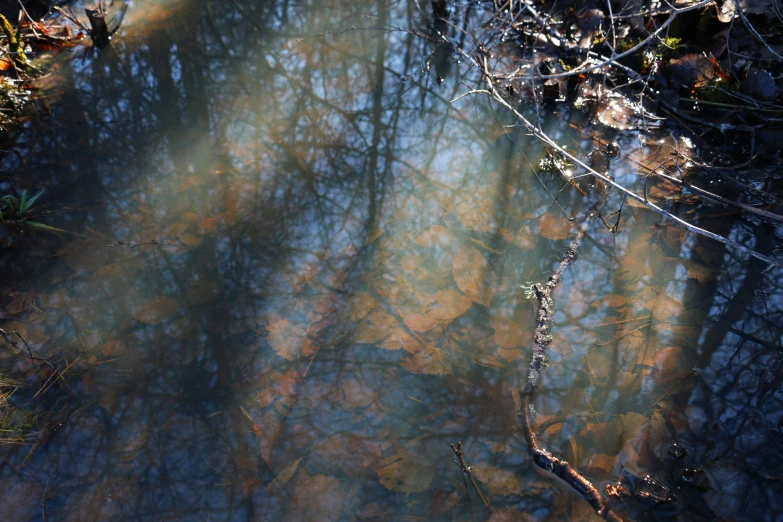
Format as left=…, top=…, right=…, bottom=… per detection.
left=23, top=190, right=44, bottom=212
left=24, top=221, right=69, bottom=233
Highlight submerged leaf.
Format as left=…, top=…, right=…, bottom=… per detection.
left=314, top=434, right=381, bottom=478
left=354, top=310, right=398, bottom=344
left=402, top=312, right=439, bottom=333
left=341, top=378, right=378, bottom=409
left=267, top=316, right=307, bottom=361
left=472, top=464, right=522, bottom=496
left=414, top=224, right=451, bottom=248
left=538, top=213, right=573, bottom=240
left=400, top=346, right=451, bottom=375
left=380, top=327, right=421, bottom=352
left=187, top=281, right=224, bottom=305
left=377, top=448, right=435, bottom=493
left=25, top=221, right=69, bottom=233
left=178, top=232, right=203, bottom=247
left=401, top=251, right=427, bottom=273
left=492, top=316, right=526, bottom=349
left=267, top=457, right=303, bottom=493
left=198, top=217, right=218, bottom=235
left=348, top=292, right=377, bottom=322
left=283, top=473, right=350, bottom=521
left=133, top=297, right=179, bottom=324
left=426, top=290, right=473, bottom=321
left=686, top=263, right=720, bottom=284
left=453, top=246, right=491, bottom=305
left=643, top=294, right=683, bottom=321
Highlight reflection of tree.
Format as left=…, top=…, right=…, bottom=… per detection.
left=0, top=0, right=781, bottom=520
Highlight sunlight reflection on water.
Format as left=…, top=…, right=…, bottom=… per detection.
left=1, top=0, right=781, bottom=521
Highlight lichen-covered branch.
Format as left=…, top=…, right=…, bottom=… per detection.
left=519, top=227, right=625, bottom=522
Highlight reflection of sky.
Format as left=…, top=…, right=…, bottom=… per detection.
left=1, top=0, right=782, bottom=520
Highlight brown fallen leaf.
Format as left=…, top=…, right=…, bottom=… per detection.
left=401, top=251, right=427, bottom=273
left=472, top=463, right=522, bottom=496
left=99, top=340, right=126, bottom=357
left=499, top=226, right=535, bottom=250
left=267, top=316, right=307, bottom=361
left=178, top=232, right=203, bottom=247
left=595, top=294, right=628, bottom=310
left=39, top=289, right=67, bottom=309
left=453, top=245, right=492, bottom=305
left=415, top=224, right=451, bottom=248
left=348, top=292, right=377, bottom=322
left=367, top=228, right=384, bottom=244
left=402, top=312, right=440, bottom=333
left=380, top=327, right=421, bottom=352
left=491, top=309, right=529, bottom=349
left=426, top=289, right=473, bottom=321
left=283, top=473, right=351, bottom=521
left=267, top=457, right=303, bottom=493
left=354, top=310, right=398, bottom=344
left=436, top=489, right=463, bottom=514
left=180, top=212, right=200, bottom=225
left=341, top=377, right=378, bottom=409
left=198, top=217, right=218, bottom=235
left=133, top=297, right=179, bottom=325
left=377, top=447, right=435, bottom=493
left=585, top=453, right=617, bottom=474
left=314, top=434, right=381, bottom=478
left=187, top=281, right=223, bottom=306
left=5, top=293, right=30, bottom=315
left=643, top=293, right=683, bottom=321
left=400, top=346, right=451, bottom=375
left=686, top=263, right=720, bottom=284
left=58, top=238, right=109, bottom=274
left=538, top=212, right=573, bottom=240
left=455, top=188, right=496, bottom=232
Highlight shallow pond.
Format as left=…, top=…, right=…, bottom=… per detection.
left=1, top=0, right=782, bottom=520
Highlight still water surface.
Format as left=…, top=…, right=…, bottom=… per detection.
left=1, top=0, right=782, bottom=520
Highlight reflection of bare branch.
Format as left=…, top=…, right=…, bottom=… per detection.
left=480, top=72, right=781, bottom=268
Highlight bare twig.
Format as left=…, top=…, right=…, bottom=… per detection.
left=478, top=75, right=782, bottom=269
left=492, top=0, right=715, bottom=81
left=646, top=369, right=698, bottom=413
left=0, top=328, right=53, bottom=367
left=518, top=226, right=625, bottom=522
left=654, top=170, right=783, bottom=224
left=732, top=0, right=783, bottom=61
left=450, top=442, right=491, bottom=514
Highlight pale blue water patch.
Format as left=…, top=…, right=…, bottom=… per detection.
left=0, top=0, right=781, bottom=521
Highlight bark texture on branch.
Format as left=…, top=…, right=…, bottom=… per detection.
left=518, top=227, right=625, bottom=522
